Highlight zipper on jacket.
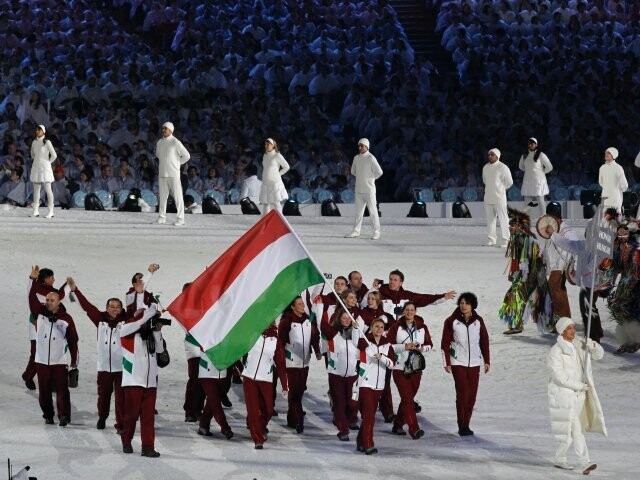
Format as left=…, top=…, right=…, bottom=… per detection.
left=108, top=326, right=113, bottom=373
left=301, top=323, right=306, bottom=366
left=145, top=337, right=151, bottom=388
left=375, top=345, right=381, bottom=389
left=466, top=322, right=471, bottom=367
left=344, top=337, right=349, bottom=377
left=47, top=320, right=54, bottom=365
left=254, top=337, right=266, bottom=380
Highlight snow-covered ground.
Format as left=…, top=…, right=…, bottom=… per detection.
left=1, top=207, right=638, bottom=480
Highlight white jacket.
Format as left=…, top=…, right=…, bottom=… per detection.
left=242, top=335, right=279, bottom=383
left=155, top=135, right=190, bottom=178
left=284, top=318, right=313, bottom=368
left=184, top=334, right=201, bottom=360
left=547, top=336, right=607, bottom=442
left=389, top=321, right=431, bottom=371
left=198, top=351, right=227, bottom=379
left=239, top=175, right=262, bottom=204
left=120, top=306, right=163, bottom=388
left=482, top=160, right=513, bottom=204
left=326, top=328, right=362, bottom=378
left=29, top=137, right=57, bottom=183
left=358, top=340, right=394, bottom=390
left=540, top=223, right=579, bottom=272
left=519, top=151, right=552, bottom=196
left=598, top=161, right=628, bottom=210
left=351, top=151, right=383, bottom=194
left=96, top=321, right=124, bottom=372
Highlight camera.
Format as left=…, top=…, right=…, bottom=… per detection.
left=323, top=272, right=332, bottom=280
left=150, top=313, right=171, bottom=328
left=394, top=306, right=404, bottom=315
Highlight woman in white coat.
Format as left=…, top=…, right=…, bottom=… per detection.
left=29, top=125, right=57, bottom=218
left=547, top=316, right=605, bottom=475
left=598, top=147, right=628, bottom=211
left=259, top=138, right=289, bottom=215
left=519, top=137, right=552, bottom=217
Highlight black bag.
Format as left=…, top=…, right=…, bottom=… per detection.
left=68, top=368, right=79, bottom=388
left=156, top=342, right=170, bottom=368
left=84, top=193, right=104, bottom=211
left=403, top=350, right=426, bottom=375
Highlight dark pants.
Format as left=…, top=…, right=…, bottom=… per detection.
left=36, top=363, right=70, bottom=419
left=549, top=270, right=571, bottom=319
left=97, top=371, right=124, bottom=428
left=580, top=288, right=604, bottom=343
left=199, top=378, right=230, bottom=433
left=183, top=357, right=205, bottom=418
left=451, top=365, right=480, bottom=430
left=378, top=369, right=394, bottom=419
left=122, top=386, right=157, bottom=449
left=22, top=340, right=37, bottom=382
left=328, top=374, right=358, bottom=435
left=286, top=367, right=309, bottom=429
left=243, top=377, right=274, bottom=445
left=357, top=387, right=383, bottom=450
left=392, top=370, right=422, bottom=436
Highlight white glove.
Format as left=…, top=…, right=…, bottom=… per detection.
left=579, top=383, right=590, bottom=392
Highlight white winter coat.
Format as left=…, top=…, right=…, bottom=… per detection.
left=326, top=327, right=362, bottom=378
left=547, top=336, right=607, bottom=442
left=358, top=340, right=394, bottom=390
left=242, top=335, right=279, bottom=383
left=598, top=161, right=628, bottom=210
left=519, top=151, right=552, bottom=196
left=155, top=134, right=190, bottom=178
left=198, top=351, right=227, bottom=379
left=120, top=306, right=163, bottom=388
left=540, top=223, right=579, bottom=272
left=30, top=137, right=57, bottom=183
left=482, top=160, right=513, bottom=204
left=260, top=151, right=289, bottom=204
left=351, top=151, right=383, bottom=194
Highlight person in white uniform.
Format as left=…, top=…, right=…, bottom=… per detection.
left=240, top=164, right=262, bottom=205
left=259, top=138, right=289, bottom=215
left=346, top=138, right=383, bottom=240
left=482, top=148, right=513, bottom=247
left=598, top=147, right=628, bottom=212
left=29, top=125, right=57, bottom=218
left=155, top=121, right=190, bottom=226
left=519, top=137, right=552, bottom=218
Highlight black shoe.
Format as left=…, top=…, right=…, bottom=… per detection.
left=25, top=378, right=36, bottom=390
left=349, top=423, right=360, bottom=431
left=458, top=427, right=474, bottom=436
left=295, top=425, right=304, bottom=434
left=357, top=445, right=365, bottom=452
left=384, top=415, right=396, bottom=424
left=412, top=429, right=425, bottom=439
left=185, top=415, right=198, bottom=422
left=97, top=418, right=106, bottom=430
left=414, top=401, right=422, bottom=413
left=122, top=443, right=133, bottom=454
left=221, top=395, right=232, bottom=408
left=223, top=429, right=234, bottom=440
left=44, top=416, right=54, bottom=425
left=59, top=416, right=70, bottom=427
left=365, top=447, right=378, bottom=455
left=337, top=433, right=349, bottom=441
left=141, top=448, right=160, bottom=458
left=391, top=426, right=406, bottom=436
left=272, top=410, right=279, bottom=417
left=197, top=427, right=213, bottom=437
left=255, top=444, right=263, bottom=450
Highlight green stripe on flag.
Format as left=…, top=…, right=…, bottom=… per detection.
left=205, top=258, right=323, bottom=370
left=123, top=357, right=133, bottom=374
left=185, top=333, right=200, bottom=347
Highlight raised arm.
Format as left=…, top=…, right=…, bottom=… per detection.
left=121, top=304, right=158, bottom=337
left=70, top=281, right=102, bottom=327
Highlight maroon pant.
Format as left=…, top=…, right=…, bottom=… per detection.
left=243, top=377, right=274, bottom=445
left=183, top=357, right=205, bottom=418
left=36, top=363, right=70, bottom=419
left=328, top=374, right=358, bottom=435
left=286, top=367, right=309, bottom=429
left=22, top=340, right=37, bottom=382
left=358, top=387, right=383, bottom=450
left=392, top=370, right=422, bottom=436
left=199, top=378, right=230, bottom=433
left=122, top=386, right=157, bottom=449
left=378, top=369, right=394, bottom=420
left=97, top=371, right=124, bottom=428
left=451, top=365, right=480, bottom=429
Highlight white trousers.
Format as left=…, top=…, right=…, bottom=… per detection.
left=554, top=393, right=590, bottom=465
left=352, top=191, right=380, bottom=236
left=524, top=195, right=546, bottom=218
left=262, top=202, right=282, bottom=216
left=32, top=182, right=54, bottom=213
left=484, top=202, right=509, bottom=244
left=158, top=177, right=184, bottom=220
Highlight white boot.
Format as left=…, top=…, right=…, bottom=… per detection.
left=45, top=210, right=54, bottom=219
left=31, top=208, right=40, bottom=217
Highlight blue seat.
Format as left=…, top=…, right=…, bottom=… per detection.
left=185, top=188, right=202, bottom=205
left=554, top=186, right=569, bottom=201
left=440, top=187, right=457, bottom=202
left=291, top=187, right=312, bottom=204
left=204, top=189, right=225, bottom=205
left=589, top=183, right=602, bottom=191
left=72, top=191, right=87, bottom=208
left=228, top=188, right=240, bottom=204
left=116, top=190, right=129, bottom=206
left=462, top=187, right=478, bottom=202
left=141, top=189, right=157, bottom=207
left=315, top=189, right=333, bottom=203
left=95, top=190, right=113, bottom=208
left=571, top=185, right=584, bottom=201
left=507, top=186, right=522, bottom=201
left=340, top=189, right=355, bottom=204
left=414, top=188, right=435, bottom=202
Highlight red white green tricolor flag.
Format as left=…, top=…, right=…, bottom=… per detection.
left=167, top=210, right=324, bottom=370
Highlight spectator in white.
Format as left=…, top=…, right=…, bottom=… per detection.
left=51, top=166, right=71, bottom=208
left=519, top=137, right=553, bottom=218
left=240, top=164, right=262, bottom=205
left=346, top=139, right=383, bottom=240
left=259, top=138, right=289, bottom=215
left=598, top=147, right=628, bottom=212
left=155, top=121, right=190, bottom=226
left=482, top=148, right=513, bottom=247
left=547, top=317, right=605, bottom=475
left=29, top=125, right=57, bottom=219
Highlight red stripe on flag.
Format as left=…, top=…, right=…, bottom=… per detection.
left=167, top=211, right=291, bottom=330
left=121, top=336, right=135, bottom=353
left=360, top=350, right=367, bottom=363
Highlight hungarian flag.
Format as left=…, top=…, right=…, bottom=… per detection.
left=168, top=210, right=324, bottom=370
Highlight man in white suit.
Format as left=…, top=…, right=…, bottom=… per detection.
left=155, top=122, right=190, bottom=226
left=346, top=138, right=383, bottom=240
left=482, top=148, right=513, bottom=247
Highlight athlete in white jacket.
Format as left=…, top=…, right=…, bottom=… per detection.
left=346, top=138, right=383, bottom=240
left=155, top=121, right=190, bottom=225
left=482, top=148, right=513, bottom=247
left=598, top=147, right=628, bottom=211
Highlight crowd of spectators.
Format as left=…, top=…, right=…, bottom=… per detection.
left=1, top=0, right=640, bottom=208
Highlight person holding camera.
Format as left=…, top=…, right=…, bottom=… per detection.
left=66, top=277, right=127, bottom=432
left=440, top=292, right=490, bottom=437
left=125, top=263, right=159, bottom=316
left=28, top=271, right=78, bottom=426
left=386, top=302, right=433, bottom=439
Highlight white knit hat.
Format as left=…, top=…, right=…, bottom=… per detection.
left=528, top=137, right=538, bottom=145
left=358, top=138, right=370, bottom=149
left=37, top=124, right=46, bottom=133
left=605, top=147, right=618, bottom=160
left=265, top=138, right=275, bottom=145
left=489, top=148, right=501, bottom=159
left=162, top=122, right=174, bottom=133
left=555, top=317, right=575, bottom=335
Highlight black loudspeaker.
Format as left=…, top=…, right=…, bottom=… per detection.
left=407, top=200, right=427, bottom=218
left=240, top=197, right=260, bottom=215
left=452, top=200, right=471, bottom=218
left=321, top=199, right=341, bottom=216
left=583, top=202, right=597, bottom=219
left=202, top=197, right=222, bottom=214
left=580, top=189, right=601, bottom=206
left=546, top=201, right=562, bottom=219
left=157, top=196, right=177, bottom=213
left=84, top=193, right=104, bottom=211
left=120, top=188, right=142, bottom=212
left=283, top=199, right=301, bottom=216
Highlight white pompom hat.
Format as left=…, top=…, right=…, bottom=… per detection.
left=162, top=122, right=174, bottom=133
left=555, top=317, right=575, bottom=335
left=358, top=138, right=370, bottom=149
left=605, top=147, right=618, bottom=160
